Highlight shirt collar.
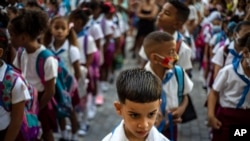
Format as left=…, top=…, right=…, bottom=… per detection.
left=145, top=62, right=173, bottom=81
left=50, top=39, right=69, bottom=53
left=237, top=62, right=250, bottom=79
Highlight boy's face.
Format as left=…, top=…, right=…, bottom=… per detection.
left=235, top=25, right=250, bottom=45
left=157, top=2, right=178, bottom=31
left=148, top=40, right=177, bottom=69
left=114, top=99, right=160, bottom=140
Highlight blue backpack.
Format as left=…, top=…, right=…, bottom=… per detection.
left=36, top=49, right=78, bottom=118
left=157, top=65, right=184, bottom=140
left=17, top=48, right=77, bottom=118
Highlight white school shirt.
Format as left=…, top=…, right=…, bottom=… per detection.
left=211, top=41, right=236, bottom=67
left=112, top=16, right=122, bottom=39
left=0, top=62, right=31, bottom=130
left=50, top=40, right=80, bottom=75
left=94, top=14, right=114, bottom=37
left=213, top=63, right=250, bottom=109
left=139, top=31, right=193, bottom=70
left=102, top=120, right=169, bottom=141
left=13, top=45, right=58, bottom=92
left=212, top=38, right=230, bottom=54
left=116, top=12, right=129, bottom=34
left=85, top=19, right=104, bottom=41
left=78, top=35, right=98, bottom=64
left=145, top=63, right=193, bottom=110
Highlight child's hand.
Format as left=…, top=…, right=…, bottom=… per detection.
left=208, top=116, right=222, bottom=129
left=170, top=107, right=185, bottom=120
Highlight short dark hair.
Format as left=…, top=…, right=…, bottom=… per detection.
left=0, top=29, right=9, bottom=61
left=238, top=32, right=250, bottom=48
left=169, top=0, right=190, bottom=24
left=10, top=9, right=48, bottom=40
left=234, top=21, right=250, bottom=33
left=116, top=68, right=162, bottom=104
left=143, top=31, right=174, bottom=56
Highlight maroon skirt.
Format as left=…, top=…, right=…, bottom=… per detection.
left=212, top=106, right=250, bottom=141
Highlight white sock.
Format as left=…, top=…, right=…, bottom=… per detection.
left=61, top=130, right=67, bottom=139
left=72, top=133, right=78, bottom=140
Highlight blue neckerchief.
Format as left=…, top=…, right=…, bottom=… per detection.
left=233, top=60, right=250, bottom=108
left=158, top=71, right=173, bottom=137
left=176, top=32, right=182, bottom=43
left=77, top=26, right=90, bottom=37
left=229, top=49, right=243, bottom=64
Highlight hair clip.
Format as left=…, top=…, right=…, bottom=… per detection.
left=69, top=22, right=74, bottom=29
left=82, top=7, right=89, bottom=11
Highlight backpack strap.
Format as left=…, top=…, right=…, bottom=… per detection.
left=174, top=65, right=184, bottom=105
left=176, top=32, right=182, bottom=54
left=0, top=65, right=19, bottom=111
left=83, top=35, right=88, bottom=57
left=36, top=49, right=54, bottom=85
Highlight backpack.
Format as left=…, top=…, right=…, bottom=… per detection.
left=17, top=48, right=77, bottom=118
left=0, top=65, right=39, bottom=140
left=157, top=66, right=196, bottom=138
left=36, top=49, right=77, bottom=118
left=195, top=24, right=212, bottom=48
left=157, top=66, right=184, bottom=132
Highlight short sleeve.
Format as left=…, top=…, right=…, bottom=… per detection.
left=209, top=34, right=217, bottom=46
left=177, top=42, right=193, bottom=70
left=69, top=46, right=81, bottom=64
left=44, top=56, right=58, bottom=82
left=103, top=20, right=114, bottom=36
left=212, top=67, right=227, bottom=92
left=12, top=77, right=31, bottom=104
left=87, top=36, right=98, bottom=55
left=211, top=47, right=224, bottom=67
left=90, top=24, right=104, bottom=40
left=183, top=70, right=193, bottom=94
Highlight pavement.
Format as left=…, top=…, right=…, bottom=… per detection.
left=55, top=35, right=211, bottom=141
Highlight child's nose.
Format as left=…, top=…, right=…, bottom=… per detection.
left=138, top=118, right=149, bottom=129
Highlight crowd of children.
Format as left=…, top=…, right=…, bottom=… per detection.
left=0, top=0, right=250, bottom=141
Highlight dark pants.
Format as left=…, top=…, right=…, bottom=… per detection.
left=163, top=125, right=178, bottom=141
left=0, top=128, right=25, bottom=141
left=212, top=106, right=250, bottom=141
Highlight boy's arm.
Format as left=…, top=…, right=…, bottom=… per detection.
left=171, top=94, right=188, bottom=120
left=4, top=101, right=25, bottom=141
left=207, top=89, right=222, bottom=129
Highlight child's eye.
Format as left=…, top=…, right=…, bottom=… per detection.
left=164, top=11, right=170, bottom=16
left=148, top=112, right=156, bottom=118
left=130, top=113, right=139, bottom=118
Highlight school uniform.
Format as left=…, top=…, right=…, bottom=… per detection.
left=95, top=14, right=117, bottom=67
left=211, top=41, right=241, bottom=67
left=211, top=62, right=250, bottom=141
left=13, top=45, right=58, bottom=132
left=102, top=120, right=170, bottom=141
left=144, top=62, right=193, bottom=140
left=50, top=39, right=81, bottom=106
left=80, top=19, right=104, bottom=42
left=0, top=61, right=31, bottom=131
left=139, top=31, right=193, bottom=70
left=50, top=39, right=81, bottom=75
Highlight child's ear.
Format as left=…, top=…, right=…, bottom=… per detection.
left=114, top=101, right=122, bottom=116
left=0, top=48, right=3, bottom=58
left=150, top=53, right=162, bottom=64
